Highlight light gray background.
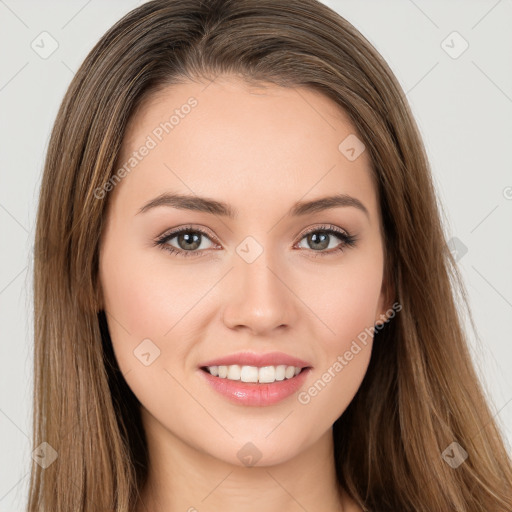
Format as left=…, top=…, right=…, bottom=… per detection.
left=1, top=1, right=511, bottom=510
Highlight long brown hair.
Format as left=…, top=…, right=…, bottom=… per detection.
left=29, top=0, right=512, bottom=510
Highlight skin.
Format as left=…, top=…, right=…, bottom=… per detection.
left=98, top=75, right=393, bottom=512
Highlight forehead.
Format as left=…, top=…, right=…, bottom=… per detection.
left=113, top=76, right=378, bottom=223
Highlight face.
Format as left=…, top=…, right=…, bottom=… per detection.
left=99, top=75, right=390, bottom=467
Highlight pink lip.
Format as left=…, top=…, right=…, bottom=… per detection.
left=199, top=351, right=312, bottom=369
left=198, top=367, right=312, bottom=406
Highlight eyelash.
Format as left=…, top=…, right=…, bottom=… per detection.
left=154, top=224, right=358, bottom=259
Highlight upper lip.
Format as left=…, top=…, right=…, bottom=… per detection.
left=200, top=351, right=312, bottom=369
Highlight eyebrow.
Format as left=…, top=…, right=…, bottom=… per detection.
left=137, top=192, right=369, bottom=219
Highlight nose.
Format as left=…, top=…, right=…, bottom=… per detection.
left=221, top=248, right=298, bottom=336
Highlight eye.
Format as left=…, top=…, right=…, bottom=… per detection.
left=154, top=224, right=358, bottom=258
left=294, top=224, right=358, bottom=257
left=154, top=226, right=218, bottom=258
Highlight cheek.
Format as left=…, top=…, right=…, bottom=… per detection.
left=99, top=238, right=183, bottom=378
left=296, top=272, right=378, bottom=423
left=294, top=253, right=382, bottom=415
left=100, top=239, right=208, bottom=340
left=99, top=245, right=206, bottom=422
left=301, top=255, right=383, bottom=349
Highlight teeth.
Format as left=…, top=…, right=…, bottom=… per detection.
left=227, top=365, right=241, bottom=380
left=275, top=365, right=286, bottom=381
left=241, top=365, right=259, bottom=383
left=206, top=364, right=304, bottom=383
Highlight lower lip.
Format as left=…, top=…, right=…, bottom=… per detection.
left=198, top=367, right=312, bottom=407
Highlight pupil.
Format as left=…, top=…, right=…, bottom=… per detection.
left=310, top=232, right=329, bottom=250
left=179, top=232, right=200, bottom=250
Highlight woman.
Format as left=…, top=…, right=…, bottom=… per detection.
left=29, top=0, right=512, bottom=510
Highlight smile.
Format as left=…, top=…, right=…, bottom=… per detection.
left=199, top=366, right=312, bottom=406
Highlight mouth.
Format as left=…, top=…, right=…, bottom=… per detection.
left=198, top=364, right=313, bottom=407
